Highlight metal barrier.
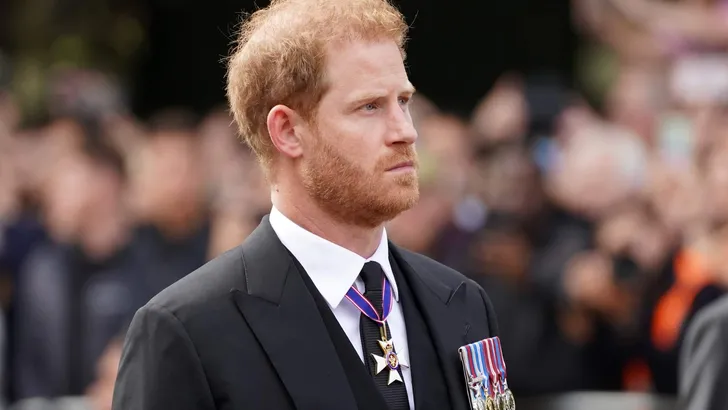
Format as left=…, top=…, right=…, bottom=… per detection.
left=516, top=392, right=678, bottom=410
left=9, top=397, right=89, bottom=410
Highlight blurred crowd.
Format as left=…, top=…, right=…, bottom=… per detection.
left=2, top=0, right=728, bottom=409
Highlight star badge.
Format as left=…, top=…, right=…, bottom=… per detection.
left=371, top=338, right=409, bottom=385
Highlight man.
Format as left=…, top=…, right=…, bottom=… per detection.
left=112, top=0, right=500, bottom=409
left=14, top=131, right=132, bottom=399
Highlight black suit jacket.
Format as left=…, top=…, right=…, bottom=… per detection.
left=679, top=294, right=728, bottom=410
left=112, top=216, right=499, bottom=410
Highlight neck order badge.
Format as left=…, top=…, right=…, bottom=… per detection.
left=345, top=277, right=408, bottom=384
left=459, top=337, right=515, bottom=410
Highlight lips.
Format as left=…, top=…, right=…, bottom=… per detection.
left=386, top=160, right=415, bottom=171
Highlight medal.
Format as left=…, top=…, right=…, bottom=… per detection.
left=371, top=326, right=409, bottom=384
left=504, top=390, right=516, bottom=410
left=345, top=276, right=406, bottom=384
left=458, top=341, right=490, bottom=410
left=484, top=337, right=516, bottom=410
left=485, top=395, right=496, bottom=410
left=492, top=337, right=515, bottom=410
left=497, top=393, right=507, bottom=410
left=462, top=337, right=515, bottom=410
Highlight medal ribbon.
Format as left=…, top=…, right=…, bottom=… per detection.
left=493, top=336, right=509, bottom=389
left=345, top=275, right=394, bottom=324
left=474, top=340, right=490, bottom=396
left=462, top=343, right=490, bottom=400
left=483, top=339, right=504, bottom=394
left=464, top=345, right=478, bottom=381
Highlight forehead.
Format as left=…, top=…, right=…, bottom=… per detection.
left=323, top=40, right=411, bottom=97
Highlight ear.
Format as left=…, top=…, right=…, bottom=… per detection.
left=267, top=104, right=304, bottom=159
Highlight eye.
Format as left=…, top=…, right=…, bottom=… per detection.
left=362, top=102, right=379, bottom=111
left=398, top=96, right=410, bottom=106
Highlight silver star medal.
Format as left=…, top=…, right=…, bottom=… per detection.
left=372, top=338, right=409, bottom=385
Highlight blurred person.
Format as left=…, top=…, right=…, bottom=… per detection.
left=198, top=108, right=244, bottom=186
left=199, top=109, right=270, bottom=257
left=638, top=157, right=727, bottom=394
left=0, top=89, right=19, bottom=133
left=608, top=0, right=728, bottom=48
left=113, top=1, right=501, bottom=409
left=13, top=135, right=133, bottom=401
left=0, top=124, right=61, bottom=284
left=1, top=117, right=89, bottom=227
left=523, top=73, right=577, bottom=140
left=702, top=129, right=728, bottom=225
left=0, top=127, right=52, bottom=394
left=646, top=158, right=706, bottom=238
left=551, top=102, right=601, bottom=144
left=46, top=69, right=127, bottom=123
left=596, top=207, right=645, bottom=257
left=127, top=109, right=207, bottom=237
left=9, top=335, right=123, bottom=410
left=606, top=0, right=728, bottom=112
left=437, top=132, right=622, bottom=394
left=564, top=251, right=625, bottom=321
left=433, top=138, right=540, bottom=273
left=500, top=117, right=651, bottom=393
left=604, top=64, right=663, bottom=141
left=571, top=0, right=667, bottom=62
left=575, top=0, right=728, bottom=76
left=85, top=336, right=124, bottom=410
left=0, top=137, right=21, bottom=223
left=471, top=73, right=528, bottom=145
left=407, top=93, right=439, bottom=131
left=9, top=125, right=62, bottom=209
left=596, top=204, right=676, bottom=277
left=472, top=141, right=543, bottom=221
left=206, top=158, right=270, bottom=259
left=123, top=108, right=212, bottom=306
left=595, top=203, right=687, bottom=392
left=545, top=120, right=647, bottom=220
left=386, top=114, right=469, bottom=255
left=385, top=164, right=453, bottom=256
left=99, top=114, right=146, bottom=161
left=413, top=114, right=470, bottom=201
left=206, top=147, right=271, bottom=258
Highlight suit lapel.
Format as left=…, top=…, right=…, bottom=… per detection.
left=391, top=244, right=472, bottom=410
left=231, top=217, right=357, bottom=410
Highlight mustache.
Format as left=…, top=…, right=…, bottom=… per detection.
left=378, top=147, right=419, bottom=171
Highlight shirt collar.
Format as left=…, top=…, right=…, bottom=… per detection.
left=269, top=206, right=399, bottom=309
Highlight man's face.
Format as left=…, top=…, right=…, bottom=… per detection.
left=43, top=154, right=93, bottom=242
left=128, top=132, right=202, bottom=222
left=299, top=40, right=419, bottom=228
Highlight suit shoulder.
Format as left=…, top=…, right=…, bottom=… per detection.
left=145, top=246, right=244, bottom=315
left=396, top=246, right=476, bottom=288
left=689, top=295, right=728, bottom=334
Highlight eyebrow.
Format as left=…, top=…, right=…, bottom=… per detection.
left=347, top=83, right=417, bottom=107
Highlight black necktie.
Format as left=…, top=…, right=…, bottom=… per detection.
left=359, top=261, right=410, bottom=410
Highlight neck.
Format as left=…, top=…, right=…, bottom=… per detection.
left=271, top=186, right=384, bottom=258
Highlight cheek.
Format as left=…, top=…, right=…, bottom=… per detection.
left=317, top=122, right=380, bottom=170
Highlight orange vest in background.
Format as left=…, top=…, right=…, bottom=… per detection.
left=650, top=248, right=714, bottom=352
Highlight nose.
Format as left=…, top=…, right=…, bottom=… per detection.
left=385, top=104, right=417, bottom=146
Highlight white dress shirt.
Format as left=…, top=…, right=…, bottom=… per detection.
left=269, top=206, right=415, bottom=409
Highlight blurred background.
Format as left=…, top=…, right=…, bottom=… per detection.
left=2, top=0, right=728, bottom=409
